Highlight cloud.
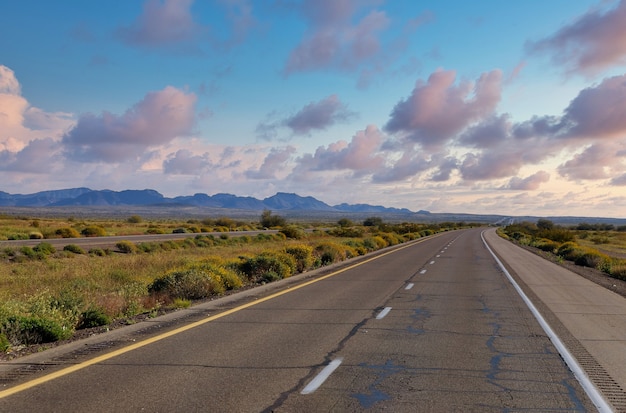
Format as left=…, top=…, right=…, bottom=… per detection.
left=285, top=95, right=355, bottom=135
left=284, top=0, right=390, bottom=74
left=528, top=1, right=626, bottom=74
left=256, top=95, right=355, bottom=139
left=245, top=146, right=296, bottom=179
left=63, top=86, right=196, bottom=163
left=0, top=65, right=74, bottom=151
left=559, top=74, right=626, bottom=139
left=163, top=149, right=212, bottom=175
left=290, top=124, right=386, bottom=179
left=504, top=171, right=550, bottom=190
left=0, top=138, right=61, bottom=173
left=557, top=143, right=626, bottom=180
left=116, top=0, right=205, bottom=48
left=384, top=69, right=502, bottom=148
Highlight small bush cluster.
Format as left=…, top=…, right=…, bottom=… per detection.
left=502, top=224, right=626, bottom=281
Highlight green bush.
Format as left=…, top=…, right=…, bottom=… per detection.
left=149, top=265, right=226, bottom=300
left=533, top=238, right=560, bottom=253
left=574, top=251, right=609, bottom=269
left=34, top=242, right=56, bottom=255
left=0, top=333, right=9, bottom=352
left=29, top=231, right=44, bottom=239
left=77, top=307, right=111, bottom=329
left=64, top=244, right=86, bottom=254
left=556, top=242, right=585, bottom=261
left=314, top=242, right=348, bottom=266
left=237, top=251, right=296, bottom=282
left=127, top=215, right=143, bottom=223
left=81, top=226, right=107, bottom=237
left=285, top=244, right=314, bottom=273
left=280, top=226, right=306, bottom=239
left=116, top=240, right=138, bottom=254
left=1, top=316, right=71, bottom=345
left=89, top=248, right=107, bottom=256
left=55, top=227, right=80, bottom=238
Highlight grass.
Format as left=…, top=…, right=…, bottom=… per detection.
left=0, top=214, right=476, bottom=350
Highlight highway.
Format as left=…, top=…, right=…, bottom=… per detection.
left=1, top=227, right=623, bottom=412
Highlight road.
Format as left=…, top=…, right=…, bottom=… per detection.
left=0, top=227, right=622, bottom=412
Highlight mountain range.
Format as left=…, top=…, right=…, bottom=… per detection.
left=0, top=188, right=420, bottom=214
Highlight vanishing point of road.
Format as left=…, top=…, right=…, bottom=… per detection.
left=1, top=228, right=625, bottom=412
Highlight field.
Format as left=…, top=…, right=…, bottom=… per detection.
left=0, top=212, right=475, bottom=355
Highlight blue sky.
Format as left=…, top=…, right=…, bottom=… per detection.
left=1, top=0, right=626, bottom=218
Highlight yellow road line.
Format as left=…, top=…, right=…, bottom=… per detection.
left=0, top=236, right=436, bottom=399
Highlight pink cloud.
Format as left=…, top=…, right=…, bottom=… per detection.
left=245, top=146, right=296, bottom=179
left=504, top=171, right=550, bottom=190
left=384, top=69, right=502, bottom=147
left=284, top=0, right=390, bottom=74
left=116, top=0, right=204, bottom=48
left=528, top=1, right=626, bottom=74
left=285, top=95, right=355, bottom=135
left=0, top=138, right=61, bottom=173
left=558, top=143, right=625, bottom=180
left=163, top=149, right=212, bottom=174
left=560, top=74, right=626, bottom=139
left=63, top=86, right=196, bottom=163
left=291, top=124, right=385, bottom=178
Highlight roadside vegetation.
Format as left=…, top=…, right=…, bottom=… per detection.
left=0, top=211, right=479, bottom=353
left=498, top=219, right=626, bottom=282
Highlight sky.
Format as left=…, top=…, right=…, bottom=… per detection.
left=1, top=0, right=626, bottom=218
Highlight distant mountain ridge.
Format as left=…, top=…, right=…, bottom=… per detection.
left=0, top=188, right=419, bottom=214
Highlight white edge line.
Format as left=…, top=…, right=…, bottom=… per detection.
left=376, top=306, right=392, bottom=319
left=405, top=283, right=415, bottom=290
left=301, top=358, right=343, bottom=395
left=480, top=230, right=613, bottom=413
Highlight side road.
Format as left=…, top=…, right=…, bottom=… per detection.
left=484, top=228, right=626, bottom=411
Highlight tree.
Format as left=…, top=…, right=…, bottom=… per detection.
left=363, top=217, right=383, bottom=227
left=260, top=210, right=286, bottom=228
left=337, top=218, right=353, bottom=227
left=536, top=219, right=554, bottom=230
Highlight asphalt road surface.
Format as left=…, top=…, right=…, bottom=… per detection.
left=0, top=228, right=618, bottom=412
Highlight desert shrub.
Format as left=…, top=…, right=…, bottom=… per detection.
left=574, top=250, right=609, bottom=269
left=172, top=298, right=192, bottom=308
left=63, top=244, right=86, bottom=254
left=556, top=242, right=585, bottom=261
left=280, top=226, right=306, bottom=239
left=343, top=239, right=368, bottom=255
left=33, top=242, right=56, bottom=256
left=419, top=229, right=435, bottom=237
left=77, top=307, right=111, bottom=329
left=138, top=242, right=162, bottom=253
left=314, top=242, right=348, bottom=266
left=116, top=240, right=138, bottom=254
left=285, top=244, right=314, bottom=272
left=149, top=267, right=224, bottom=300
left=0, top=333, right=9, bottom=352
left=55, top=227, right=80, bottom=238
left=8, top=233, right=29, bottom=240
left=20, top=246, right=36, bottom=259
left=1, top=316, right=71, bottom=345
left=537, top=228, right=575, bottom=243
left=127, top=215, right=143, bottom=223
left=533, top=238, right=560, bottom=253
left=81, top=226, right=107, bottom=237
left=29, top=231, right=44, bottom=239
left=146, top=227, right=166, bottom=234
left=237, top=251, right=296, bottom=282
left=89, top=248, right=107, bottom=256
left=609, top=262, right=626, bottom=280
left=378, top=232, right=402, bottom=246
left=363, top=217, right=383, bottom=227
left=370, top=236, right=389, bottom=249
left=329, top=227, right=364, bottom=237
